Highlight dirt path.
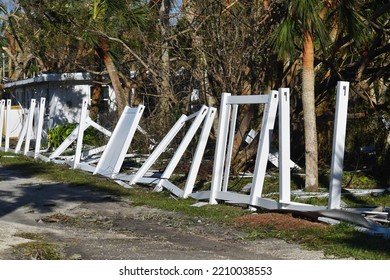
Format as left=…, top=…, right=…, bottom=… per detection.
left=0, top=165, right=331, bottom=260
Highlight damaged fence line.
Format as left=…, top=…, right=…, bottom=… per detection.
left=1, top=80, right=389, bottom=238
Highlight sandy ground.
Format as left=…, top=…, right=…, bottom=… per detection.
left=0, top=165, right=333, bottom=260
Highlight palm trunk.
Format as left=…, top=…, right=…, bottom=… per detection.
left=302, top=31, right=319, bottom=191
left=96, top=38, right=127, bottom=118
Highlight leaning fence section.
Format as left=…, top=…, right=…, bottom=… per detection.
left=2, top=81, right=389, bottom=238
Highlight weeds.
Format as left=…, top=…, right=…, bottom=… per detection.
left=12, top=242, right=62, bottom=260
left=13, top=232, right=61, bottom=260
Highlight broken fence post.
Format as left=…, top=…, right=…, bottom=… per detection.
left=328, top=81, right=350, bottom=209
left=73, top=99, right=89, bottom=168
left=4, top=99, right=11, bottom=151
left=15, top=99, right=36, bottom=154
left=209, top=93, right=232, bottom=204
left=24, top=99, right=37, bottom=155
left=155, top=105, right=209, bottom=192
left=249, top=91, right=279, bottom=206
left=278, top=88, right=291, bottom=205
left=34, top=98, right=46, bottom=158
left=93, top=105, right=145, bottom=178
left=182, top=107, right=216, bottom=198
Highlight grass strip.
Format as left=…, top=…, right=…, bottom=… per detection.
left=1, top=152, right=390, bottom=259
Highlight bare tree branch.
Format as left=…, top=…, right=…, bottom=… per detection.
left=90, top=30, right=159, bottom=78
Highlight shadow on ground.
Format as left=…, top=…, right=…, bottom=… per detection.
left=0, top=165, right=120, bottom=219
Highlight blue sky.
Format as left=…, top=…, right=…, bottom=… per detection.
left=0, top=0, right=17, bottom=12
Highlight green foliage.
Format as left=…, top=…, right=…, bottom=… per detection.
left=337, top=0, right=371, bottom=46
left=271, top=0, right=330, bottom=59
left=14, top=0, right=149, bottom=73
left=344, top=113, right=390, bottom=184
left=47, top=123, right=77, bottom=149
left=47, top=123, right=107, bottom=149
left=83, top=126, right=107, bottom=147
left=270, top=17, right=297, bottom=60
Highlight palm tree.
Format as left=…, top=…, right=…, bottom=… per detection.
left=271, top=0, right=329, bottom=191
left=15, top=0, right=149, bottom=117
left=89, top=0, right=149, bottom=116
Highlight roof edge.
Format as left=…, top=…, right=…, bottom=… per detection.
left=3, top=72, right=96, bottom=89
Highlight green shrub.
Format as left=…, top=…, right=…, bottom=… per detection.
left=47, top=123, right=77, bottom=149
left=47, top=123, right=106, bottom=149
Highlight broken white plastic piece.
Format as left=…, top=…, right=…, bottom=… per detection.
left=49, top=98, right=112, bottom=166
left=244, top=129, right=257, bottom=144
left=93, top=105, right=145, bottom=178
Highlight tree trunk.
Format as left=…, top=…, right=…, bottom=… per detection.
left=90, top=79, right=102, bottom=121
left=95, top=38, right=127, bottom=118
left=230, top=65, right=254, bottom=173
left=2, top=47, right=34, bottom=80
left=156, top=0, right=176, bottom=126
left=302, top=30, right=319, bottom=191
left=183, top=0, right=218, bottom=133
